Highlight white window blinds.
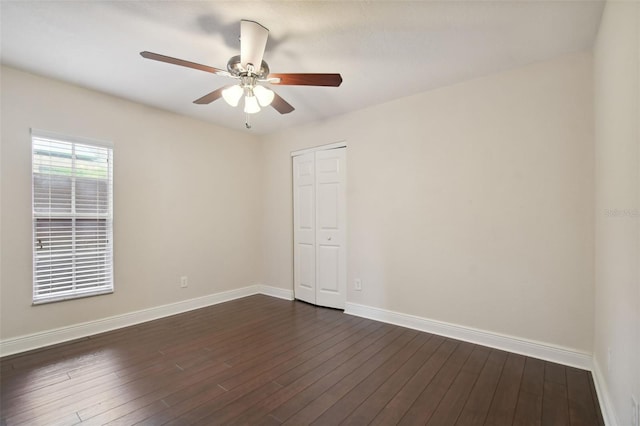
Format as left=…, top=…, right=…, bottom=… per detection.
left=32, top=130, right=113, bottom=304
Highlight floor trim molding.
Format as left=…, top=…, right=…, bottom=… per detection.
left=256, top=284, right=295, bottom=301
left=344, top=302, right=593, bottom=370
left=591, top=356, right=619, bottom=426
left=0, top=285, right=291, bottom=357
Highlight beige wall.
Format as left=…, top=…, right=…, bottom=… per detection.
left=1, top=53, right=596, bottom=357
left=0, top=66, right=262, bottom=339
left=261, top=53, right=595, bottom=352
left=594, top=1, right=640, bottom=425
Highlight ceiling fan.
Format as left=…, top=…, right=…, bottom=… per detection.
left=141, top=19, right=343, bottom=128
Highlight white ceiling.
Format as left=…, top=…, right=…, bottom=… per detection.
left=1, top=1, right=604, bottom=134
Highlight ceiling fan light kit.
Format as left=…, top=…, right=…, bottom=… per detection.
left=221, top=84, right=243, bottom=107
left=253, top=85, right=275, bottom=107
left=140, top=19, right=343, bottom=129
left=244, top=94, right=261, bottom=114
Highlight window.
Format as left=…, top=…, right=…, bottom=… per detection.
left=31, top=130, right=113, bottom=304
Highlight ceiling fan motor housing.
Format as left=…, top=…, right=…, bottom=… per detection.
left=226, top=55, right=270, bottom=78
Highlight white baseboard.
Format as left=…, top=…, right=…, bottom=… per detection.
left=0, top=284, right=292, bottom=357
left=257, top=284, right=294, bottom=300
left=591, top=356, right=619, bottom=426
left=344, top=302, right=593, bottom=370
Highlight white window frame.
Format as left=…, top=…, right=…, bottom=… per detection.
left=31, top=129, right=114, bottom=304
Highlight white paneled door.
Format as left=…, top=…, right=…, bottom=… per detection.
left=293, top=152, right=316, bottom=305
left=293, top=147, right=346, bottom=309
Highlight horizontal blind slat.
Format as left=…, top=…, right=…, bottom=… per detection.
left=32, top=134, right=113, bottom=303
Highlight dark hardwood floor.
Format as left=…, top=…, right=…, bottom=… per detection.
left=0, top=295, right=604, bottom=425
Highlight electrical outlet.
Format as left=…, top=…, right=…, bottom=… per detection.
left=354, top=278, right=362, bottom=291
left=180, top=276, right=188, bottom=288
left=632, top=395, right=639, bottom=426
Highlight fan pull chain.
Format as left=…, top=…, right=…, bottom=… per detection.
left=245, top=113, right=252, bottom=129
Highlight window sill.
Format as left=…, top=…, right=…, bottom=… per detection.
left=32, top=289, right=114, bottom=306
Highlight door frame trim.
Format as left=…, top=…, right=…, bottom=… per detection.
left=291, top=140, right=347, bottom=157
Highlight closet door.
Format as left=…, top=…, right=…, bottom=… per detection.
left=293, top=153, right=316, bottom=304
left=293, top=147, right=346, bottom=309
left=314, top=148, right=346, bottom=308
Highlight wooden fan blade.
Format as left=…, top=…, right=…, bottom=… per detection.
left=240, top=20, right=269, bottom=72
left=140, top=51, right=230, bottom=77
left=268, top=73, right=343, bottom=87
left=193, top=86, right=229, bottom=104
left=271, top=91, right=295, bottom=114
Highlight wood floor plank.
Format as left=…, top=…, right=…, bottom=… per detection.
left=311, top=333, right=433, bottom=425
left=369, top=339, right=460, bottom=425
left=567, top=367, right=599, bottom=426
left=513, top=357, right=545, bottom=426
left=219, top=317, right=365, bottom=390
left=483, top=352, right=526, bottom=425
left=267, top=326, right=408, bottom=423
left=542, top=362, right=570, bottom=426
left=341, top=335, right=446, bottom=425
left=2, top=295, right=277, bottom=378
left=395, top=341, right=476, bottom=425
left=424, top=345, right=491, bottom=426
left=133, top=315, right=364, bottom=425
left=269, top=322, right=387, bottom=388
left=0, top=297, right=291, bottom=406
left=3, top=372, right=124, bottom=424
left=3, top=299, right=298, bottom=424
left=77, top=359, right=231, bottom=425
left=0, top=296, right=604, bottom=426
left=454, top=349, right=508, bottom=426
left=3, top=306, right=316, bottom=425
left=184, top=318, right=372, bottom=426
left=283, top=330, right=421, bottom=425
left=81, top=308, right=352, bottom=425
left=545, top=361, right=567, bottom=385
left=221, top=321, right=387, bottom=425
left=163, top=322, right=394, bottom=425
left=542, top=381, right=570, bottom=426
